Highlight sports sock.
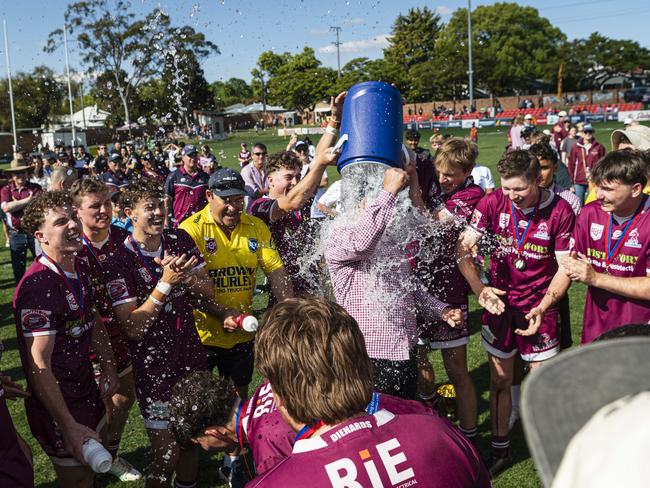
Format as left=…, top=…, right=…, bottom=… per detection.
left=459, top=426, right=478, bottom=443
left=491, top=435, right=510, bottom=458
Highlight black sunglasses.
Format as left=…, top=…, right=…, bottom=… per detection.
left=253, top=152, right=267, bottom=156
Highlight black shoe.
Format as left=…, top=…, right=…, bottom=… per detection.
left=488, top=455, right=513, bottom=477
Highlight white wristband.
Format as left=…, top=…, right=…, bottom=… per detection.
left=325, top=125, right=338, bottom=136
left=149, top=295, right=164, bottom=307
left=155, top=281, right=172, bottom=296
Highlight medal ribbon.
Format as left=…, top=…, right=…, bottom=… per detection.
left=294, top=420, right=325, bottom=443
left=41, top=254, right=85, bottom=318
left=82, top=231, right=114, bottom=266
left=129, top=235, right=165, bottom=282
left=605, top=196, right=647, bottom=269
left=510, top=192, right=541, bottom=254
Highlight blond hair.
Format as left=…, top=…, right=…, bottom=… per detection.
left=434, top=137, right=478, bottom=173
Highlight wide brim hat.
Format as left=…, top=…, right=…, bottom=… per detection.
left=4, top=159, right=34, bottom=173
left=611, top=124, right=650, bottom=151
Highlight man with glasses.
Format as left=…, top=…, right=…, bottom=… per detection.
left=241, top=143, right=269, bottom=208
left=164, top=144, right=209, bottom=227
left=179, top=167, right=292, bottom=400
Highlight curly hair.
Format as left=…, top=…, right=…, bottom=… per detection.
left=529, top=142, right=558, bottom=165
left=169, top=372, right=237, bottom=446
left=497, top=149, right=540, bottom=182
left=256, top=298, right=373, bottom=425
left=122, top=177, right=165, bottom=208
left=21, top=191, right=73, bottom=235
left=69, top=177, right=110, bottom=206
left=264, top=150, right=302, bottom=175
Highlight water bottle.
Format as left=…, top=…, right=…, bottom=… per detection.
left=82, top=438, right=112, bottom=473
left=234, top=314, right=258, bottom=332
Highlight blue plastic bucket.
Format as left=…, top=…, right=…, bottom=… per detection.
left=337, top=81, right=404, bottom=173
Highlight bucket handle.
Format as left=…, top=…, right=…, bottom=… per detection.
left=330, top=133, right=348, bottom=155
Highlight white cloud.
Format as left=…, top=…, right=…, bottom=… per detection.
left=309, top=28, right=331, bottom=36
left=318, top=34, right=391, bottom=54
left=434, top=6, right=453, bottom=16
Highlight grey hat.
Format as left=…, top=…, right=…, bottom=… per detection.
left=582, top=124, right=594, bottom=133
left=181, top=144, right=198, bottom=156
left=208, top=168, right=247, bottom=198
left=109, top=153, right=123, bottom=163
left=522, top=336, right=650, bottom=487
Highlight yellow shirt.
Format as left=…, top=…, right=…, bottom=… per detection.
left=179, top=204, right=284, bottom=348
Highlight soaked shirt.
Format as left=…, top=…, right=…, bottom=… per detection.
left=571, top=199, right=650, bottom=343
left=469, top=189, right=575, bottom=311
left=247, top=410, right=490, bottom=488
left=105, top=230, right=207, bottom=419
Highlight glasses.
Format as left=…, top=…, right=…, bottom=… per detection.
left=253, top=152, right=267, bottom=156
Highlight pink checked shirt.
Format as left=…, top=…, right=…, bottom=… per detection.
left=325, top=191, right=448, bottom=361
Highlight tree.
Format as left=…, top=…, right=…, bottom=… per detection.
left=435, top=3, right=565, bottom=96
left=0, top=66, right=65, bottom=131
left=561, top=33, right=650, bottom=90
left=45, top=0, right=219, bottom=125
left=210, top=78, right=253, bottom=109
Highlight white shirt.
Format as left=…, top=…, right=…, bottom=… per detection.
left=471, top=164, right=495, bottom=191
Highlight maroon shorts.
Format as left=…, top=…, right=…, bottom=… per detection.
left=418, top=302, right=469, bottom=349
left=0, top=395, right=33, bottom=487
left=481, top=308, right=560, bottom=362
left=25, top=394, right=105, bottom=465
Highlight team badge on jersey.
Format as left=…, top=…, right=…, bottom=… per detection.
left=534, top=222, right=550, bottom=240
left=498, top=212, right=510, bottom=229
left=21, top=309, right=51, bottom=331
left=107, top=278, right=129, bottom=301
left=624, top=228, right=642, bottom=249
left=248, top=238, right=259, bottom=253
left=205, top=237, right=217, bottom=254
left=590, top=223, right=604, bottom=241
left=66, top=291, right=79, bottom=311
left=138, top=267, right=152, bottom=283
left=470, top=209, right=482, bottom=228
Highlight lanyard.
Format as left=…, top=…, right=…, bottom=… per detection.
left=129, top=235, right=165, bottom=282
left=365, top=391, right=380, bottom=414
left=82, top=232, right=113, bottom=265
left=41, top=254, right=85, bottom=317
left=510, top=193, right=541, bottom=254
left=294, top=420, right=325, bottom=443
left=605, top=196, right=647, bottom=269
left=235, top=399, right=246, bottom=448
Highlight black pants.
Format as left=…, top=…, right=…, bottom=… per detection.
left=9, top=230, right=35, bottom=284
left=371, top=350, right=418, bottom=400
left=558, top=294, right=572, bottom=350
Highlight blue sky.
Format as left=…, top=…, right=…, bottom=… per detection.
left=1, top=0, right=649, bottom=84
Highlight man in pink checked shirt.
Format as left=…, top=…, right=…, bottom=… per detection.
left=325, top=165, right=462, bottom=400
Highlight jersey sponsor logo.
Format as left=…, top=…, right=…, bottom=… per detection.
left=107, top=278, right=129, bottom=301
left=498, top=212, right=510, bottom=229
left=534, top=222, right=550, bottom=240
left=590, top=223, right=604, bottom=241
left=324, top=438, right=415, bottom=487
left=208, top=266, right=256, bottom=290
left=470, top=209, right=482, bottom=228
left=66, top=291, right=79, bottom=311
left=329, top=421, right=373, bottom=442
left=624, top=228, right=642, bottom=249
left=205, top=237, right=217, bottom=254
left=518, top=219, right=528, bottom=229
left=21, top=309, right=51, bottom=331
left=248, top=238, right=259, bottom=253
left=66, top=318, right=92, bottom=338
left=612, top=230, right=622, bottom=240
left=138, top=267, right=153, bottom=283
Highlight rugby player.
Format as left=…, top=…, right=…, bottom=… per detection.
left=106, top=178, right=231, bottom=487
left=455, top=150, right=575, bottom=474
left=248, top=298, right=490, bottom=487
left=414, top=137, right=485, bottom=443
left=564, top=150, right=650, bottom=342
left=70, top=178, right=140, bottom=481
left=14, top=191, right=119, bottom=487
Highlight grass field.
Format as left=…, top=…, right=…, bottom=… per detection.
left=0, top=121, right=632, bottom=486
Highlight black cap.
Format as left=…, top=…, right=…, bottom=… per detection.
left=56, top=151, right=67, bottom=160
left=208, top=168, right=247, bottom=198
left=181, top=144, right=198, bottom=156
left=109, top=153, right=123, bottom=163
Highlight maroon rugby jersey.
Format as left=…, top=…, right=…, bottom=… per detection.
left=239, top=384, right=432, bottom=476
left=13, top=256, right=103, bottom=431
left=78, top=225, right=131, bottom=369
left=250, top=196, right=319, bottom=299
left=571, top=199, right=650, bottom=343
left=247, top=410, right=490, bottom=488
left=165, top=167, right=209, bottom=227
left=105, top=229, right=208, bottom=419
left=470, top=189, right=575, bottom=311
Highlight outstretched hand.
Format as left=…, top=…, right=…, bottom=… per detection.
left=478, top=286, right=507, bottom=315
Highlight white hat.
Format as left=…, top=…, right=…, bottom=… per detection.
left=524, top=114, right=533, bottom=120
left=543, top=129, right=552, bottom=136
left=611, top=124, right=650, bottom=150
left=558, top=110, right=567, bottom=117
left=624, top=118, right=634, bottom=126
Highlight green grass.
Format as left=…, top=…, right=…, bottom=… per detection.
left=4, top=121, right=636, bottom=486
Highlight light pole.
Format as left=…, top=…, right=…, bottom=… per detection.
left=330, top=26, right=341, bottom=77
left=467, top=0, right=474, bottom=112
left=63, top=24, right=76, bottom=147
left=2, top=18, right=18, bottom=154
